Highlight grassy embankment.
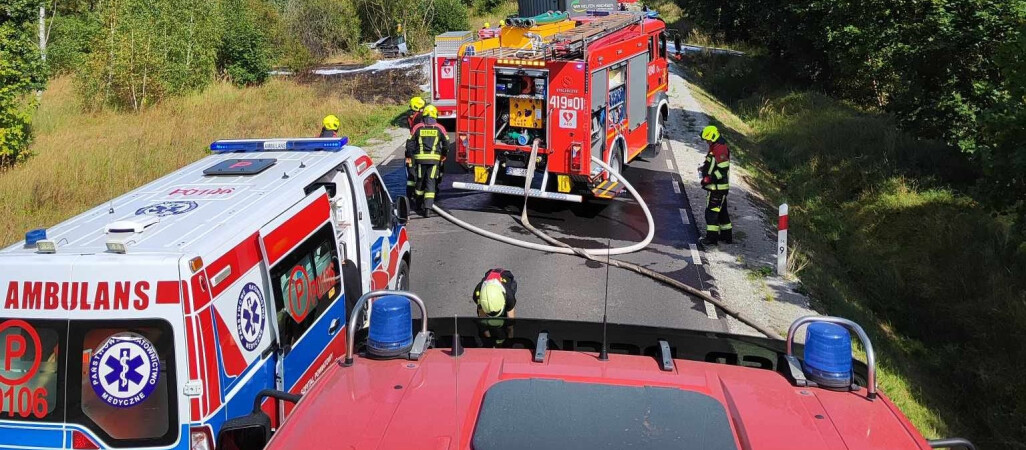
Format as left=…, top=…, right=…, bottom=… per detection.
left=0, top=76, right=406, bottom=247
left=682, top=53, right=1026, bottom=448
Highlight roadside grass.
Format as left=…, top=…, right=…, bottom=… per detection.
left=680, top=53, right=1026, bottom=447
left=468, top=1, right=518, bottom=30
left=0, top=76, right=405, bottom=247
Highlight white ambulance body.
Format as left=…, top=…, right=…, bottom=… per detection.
left=0, top=138, right=412, bottom=450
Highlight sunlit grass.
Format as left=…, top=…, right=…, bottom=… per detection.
left=0, top=76, right=403, bottom=247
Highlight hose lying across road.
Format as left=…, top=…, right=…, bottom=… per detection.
left=431, top=141, right=781, bottom=339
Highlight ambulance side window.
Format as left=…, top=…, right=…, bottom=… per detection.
left=363, top=174, right=391, bottom=230
left=270, top=224, right=342, bottom=352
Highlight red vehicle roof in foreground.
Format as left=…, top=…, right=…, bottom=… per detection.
left=268, top=345, right=931, bottom=449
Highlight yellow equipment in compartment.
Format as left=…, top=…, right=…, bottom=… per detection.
left=509, top=98, right=544, bottom=129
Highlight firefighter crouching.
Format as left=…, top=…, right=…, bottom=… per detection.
left=698, top=125, right=732, bottom=245
left=406, top=105, right=449, bottom=217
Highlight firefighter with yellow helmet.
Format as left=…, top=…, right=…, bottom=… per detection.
left=319, top=114, right=340, bottom=137
left=406, top=104, right=449, bottom=216
left=407, top=96, right=427, bottom=130
left=697, top=125, right=732, bottom=245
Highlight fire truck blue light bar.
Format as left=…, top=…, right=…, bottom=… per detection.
left=209, top=137, right=349, bottom=153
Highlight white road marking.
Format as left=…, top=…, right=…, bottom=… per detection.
left=678, top=208, right=690, bottom=225
left=688, top=243, right=702, bottom=266
left=665, top=159, right=674, bottom=170
left=382, top=155, right=395, bottom=166
left=672, top=180, right=681, bottom=194
left=703, top=291, right=719, bottom=319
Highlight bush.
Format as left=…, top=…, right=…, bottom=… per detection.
left=45, top=12, right=103, bottom=75
left=283, top=0, right=361, bottom=61
left=77, top=0, right=223, bottom=110
left=432, top=0, right=470, bottom=34
left=218, top=0, right=272, bottom=86
left=1, top=5, right=47, bottom=168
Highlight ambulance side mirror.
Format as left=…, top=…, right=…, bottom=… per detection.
left=394, top=196, right=410, bottom=225
left=217, top=389, right=302, bottom=450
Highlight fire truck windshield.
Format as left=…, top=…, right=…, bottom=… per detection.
left=0, top=318, right=179, bottom=448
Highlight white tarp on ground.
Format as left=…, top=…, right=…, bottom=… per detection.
left=271, top=54, right=431, bottom=76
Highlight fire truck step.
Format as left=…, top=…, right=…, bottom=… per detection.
left=451, top=181, right=584, bottom=202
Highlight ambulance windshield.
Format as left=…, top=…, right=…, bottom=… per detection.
left=0, top=318, right=178, bottom=448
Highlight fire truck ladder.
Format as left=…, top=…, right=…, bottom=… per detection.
left=547, top=13, right=646, bottom=58
left=460, top=57, right=489, bottom=158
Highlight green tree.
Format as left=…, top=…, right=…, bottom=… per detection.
left=218, top=0, right=271, bottom=86
left=78, top=0, right=223, bottom=110
left=282, top=0, right=361, bottom=64
left=979, top=18, right=1026, bottom=233
left=0, top=0, right=47, bottom=167
left=432, top=0, right=470, bottom=34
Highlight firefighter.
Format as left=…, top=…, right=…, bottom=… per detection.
left=673, top=32, right=682, bottom=59
left=472, top=268, right=517, bottom=319
left=483, top=22, right=490, bottom=29
left=406, top=104, right=449, bottom=217
left=472, top=268, right=517, bottom=345
left=698, top=125, right=732, bottom=245
left=319, top=115, right=340, bottom=137
left=407, top=96, right=426, bottom=131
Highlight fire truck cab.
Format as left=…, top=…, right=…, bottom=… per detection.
left=451, top=12, right=669, bottom=202
left=0, top=138, right=412, bottom=449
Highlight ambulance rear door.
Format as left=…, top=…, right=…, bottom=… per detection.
left=0, top=253, right=189, bottom=449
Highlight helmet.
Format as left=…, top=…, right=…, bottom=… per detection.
left=478, top=281, right=506, bottom=316
left=423, top=104, right=439, bottom=119
left=701, top=125, right=720, bottom=142
left=409, top=96, right=426, bottom=111
left=322, top=115, right=340, bottom=131
left=483, top=22, right=490, bottom=28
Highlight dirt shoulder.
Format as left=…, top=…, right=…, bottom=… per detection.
left=664, top=64, right=816, bottom=338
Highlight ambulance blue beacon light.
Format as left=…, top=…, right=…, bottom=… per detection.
left=24, top=228, right=46, bottom=248
left=209, top=137, right=349, bottom=153
left=367, top=295, right=414, bottom=358
left=803, top=322, right=854, bottom=389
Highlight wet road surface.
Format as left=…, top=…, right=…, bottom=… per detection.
left=378, top=141, right=727, bottom=332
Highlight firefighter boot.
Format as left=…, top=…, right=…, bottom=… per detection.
left=720, top=227, right=733, bottom=244
left=700, top=231, right=719, bottom=246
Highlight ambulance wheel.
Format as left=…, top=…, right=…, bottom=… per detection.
left=396, top=259, right=410, bottom=291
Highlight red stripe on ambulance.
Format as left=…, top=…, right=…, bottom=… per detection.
left=213, top=309, right=249, bottom=378
left=197, top=308, right=223, bottom=415
left=205, top=233, right=262, bottom=299
left=263, top=195, right=331, bottom=266
left=155, top=280, right=181, bottom=304
left=184, top=317, right=202, bottom=421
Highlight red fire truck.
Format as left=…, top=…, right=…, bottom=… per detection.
left=451, top=12, right=669, bottom=202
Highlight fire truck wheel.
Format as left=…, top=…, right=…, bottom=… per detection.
left=396, top=259, right=410, bottom=291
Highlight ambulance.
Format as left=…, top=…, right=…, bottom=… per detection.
left=0, top=137, right=413, bottom=449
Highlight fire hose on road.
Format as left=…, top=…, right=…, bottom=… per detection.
left=431, top=141, right=781, bottom=339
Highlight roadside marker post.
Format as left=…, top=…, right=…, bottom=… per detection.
left=777, top=203, right=788, bottom=276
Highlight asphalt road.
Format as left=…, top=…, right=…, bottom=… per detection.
left=378, top=139, right=727, bottom=333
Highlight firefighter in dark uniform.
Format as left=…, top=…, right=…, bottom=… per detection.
left=406, top=104, right=449, bottom=217
left=472, top=268, right=517, bottom=345
left=698, top=125, right=732, bottom=245
left=319, top=115, right=340, bottom=137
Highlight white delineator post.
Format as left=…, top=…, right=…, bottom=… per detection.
left=777, top=203, right=789, bottom=276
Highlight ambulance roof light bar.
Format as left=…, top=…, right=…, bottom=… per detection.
left=209, top=137, right=349, bottom=153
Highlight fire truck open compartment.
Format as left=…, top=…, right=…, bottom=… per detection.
left=493, top=68, right=548, bottom=148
